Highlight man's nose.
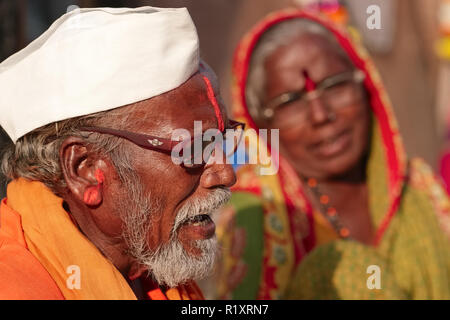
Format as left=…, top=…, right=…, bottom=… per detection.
left=200, top=150, right=237, bottom=189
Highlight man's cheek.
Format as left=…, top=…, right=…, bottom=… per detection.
left=145, top=221, right=166, bottom=251
left=91, top=206, right=124, bottom=237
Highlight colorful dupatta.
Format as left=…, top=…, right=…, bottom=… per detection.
left=213, top=9, right=450, bottom=300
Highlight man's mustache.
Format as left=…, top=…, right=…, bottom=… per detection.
left=172, top=188, right=232, bottom=234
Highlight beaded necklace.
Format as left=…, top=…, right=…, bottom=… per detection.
left=305, top=177, right=351, bottom=239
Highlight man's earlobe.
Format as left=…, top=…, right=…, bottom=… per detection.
left=83, top=169, right=105, bottom=206
left=60, top=137, right=105, bottom=207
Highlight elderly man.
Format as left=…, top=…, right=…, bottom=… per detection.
left=0, top=7, right=237, bottom=300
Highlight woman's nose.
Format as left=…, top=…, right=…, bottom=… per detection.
left=309, top=98, right=331, bottom=126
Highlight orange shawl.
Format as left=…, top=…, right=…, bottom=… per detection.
left=0, top=178, right=203, bottom=300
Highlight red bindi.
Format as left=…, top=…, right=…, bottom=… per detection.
left=303, top=70, right=317, bottom=92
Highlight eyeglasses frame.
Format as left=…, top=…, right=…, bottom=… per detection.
left=262, top=69, right=366, bottom=121
left=79, top=119, right=246, bottom=166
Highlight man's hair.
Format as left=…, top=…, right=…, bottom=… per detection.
left=246, top=18, right=352, bottom=123
left=0, top=105, right=143, bottom=196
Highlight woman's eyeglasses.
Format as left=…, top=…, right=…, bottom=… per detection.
left=262, top=69, right=366, bottom=128
left=80, top=120, right=246, bottom=169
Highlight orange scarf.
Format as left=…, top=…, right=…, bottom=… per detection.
left=5, top=178, right=203, bottom=300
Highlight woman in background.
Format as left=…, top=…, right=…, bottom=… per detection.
left=211, top=9, right=450, bottom=300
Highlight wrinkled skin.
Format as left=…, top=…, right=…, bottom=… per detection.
left=59, top=67, right=236, bottom=295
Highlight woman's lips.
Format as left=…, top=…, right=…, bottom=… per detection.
left=309, top=129, right=352, bottom=158
left=177, top=215, right=216, bottom=240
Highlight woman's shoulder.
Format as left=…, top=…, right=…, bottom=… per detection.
left=407, top=157, right=450, bottom=239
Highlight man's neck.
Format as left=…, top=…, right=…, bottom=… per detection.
left=62, top=198, right=134, bottom=276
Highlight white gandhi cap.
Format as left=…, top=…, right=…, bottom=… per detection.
left=0, top=6, right=200, bottom=143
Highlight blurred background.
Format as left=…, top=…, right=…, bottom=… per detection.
left=1, top=0, right=450, bottom=198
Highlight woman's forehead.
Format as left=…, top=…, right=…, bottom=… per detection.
left=268, top=33, right=351, bottom=67
left=264, top=35, right=353, bottom=84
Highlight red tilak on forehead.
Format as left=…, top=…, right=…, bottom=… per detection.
left=202, top=75, right=225, bottom=132
left=303, top=70, right=317, bottom=92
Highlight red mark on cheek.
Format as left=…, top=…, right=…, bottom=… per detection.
left=202, top=75, right=225, bottom=132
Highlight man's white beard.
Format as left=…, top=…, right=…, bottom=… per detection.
left=142, top=236, right=218, bottom=288
left=118, top=173, right=231, bottom=288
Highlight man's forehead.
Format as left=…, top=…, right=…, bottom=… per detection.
left=130, top=71, right=226, bottom=135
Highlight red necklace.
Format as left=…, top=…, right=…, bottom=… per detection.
left=305, top=177, right=351, bottom=239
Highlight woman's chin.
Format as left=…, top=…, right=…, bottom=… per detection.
left=297, top=151, right=364, bottom=180
left=324, top=153, right=365, bottom=179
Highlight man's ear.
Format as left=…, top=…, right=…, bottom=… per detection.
left=59, top=137, right=107, bottom=207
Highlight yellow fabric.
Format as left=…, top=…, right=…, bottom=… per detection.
left=166, top=287, right=183, bottom=300
left=312, top=211, right=339, bottom=246
left=286, top=240, right=408, bottom=300
left=6, top=178, right=137, bottom=300
left=0, top=199, right=65, bottom=300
